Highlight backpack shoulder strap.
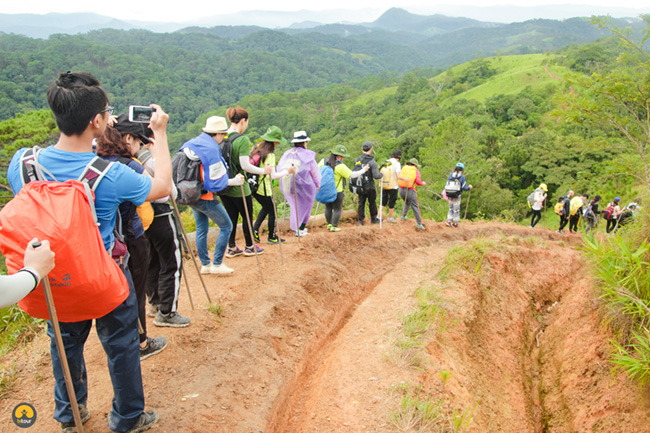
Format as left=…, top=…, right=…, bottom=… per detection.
left=20, top=146, right=59, bottom=185
left=79, top=156, right=114, bottom=192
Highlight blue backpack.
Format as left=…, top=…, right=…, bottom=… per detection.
left=316, top=165, right=338, bottom=203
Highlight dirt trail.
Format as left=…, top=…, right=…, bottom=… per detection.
left=1, top=220, right=649, bottom=432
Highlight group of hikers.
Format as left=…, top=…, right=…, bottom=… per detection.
left=0, top=71, right=479, bottom=433
left=527, top=184, right=640, bottom=234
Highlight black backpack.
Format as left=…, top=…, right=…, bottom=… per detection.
left=349, top=160, right=372, bottom=195
left=219, top=132, right=242, bottom=178
left=246, top=153, right=263, bottom=195
left=172, top=150, right=204, bottom=205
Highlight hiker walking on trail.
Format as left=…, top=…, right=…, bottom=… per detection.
left=529, top=183, right=547, bottom=228
left=556, top=190, right=574, bottom=234
left=584, top=194, right=601, bottom=234
left=444, top=162, right=472, bottom=228
left=353, top=141, right=383, bottom=225
left=319, top=145, right=368, bottom=232
left=605, top=197, right=622, bottom=234
left=96, top=124, right=169, bottom=358
left=569, top=193, right=588, bottom=234
left=182, top=116, right=241, bottom=273
left=221, top=107, right=272, bottom=258
left=379, top=149, right=402, bottom=223
left=250, top=126, right=296, bottom=243
left=398, top=158, right=426, bottom=230
left=277, top=131, right=320, bottom=236
left=7, top=72, right=167, bottom=433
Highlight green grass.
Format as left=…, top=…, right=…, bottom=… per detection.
left=438, top=237, right=496, bottom=281
left=389, top=389, right=475, bottom=433
left=0, top=305, right=44, bottom=357
left=206, top=302, right=224, bottom=319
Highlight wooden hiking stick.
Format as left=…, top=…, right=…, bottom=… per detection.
left=269, top=180, right=284, bottom=266
left=292, top=168, right=300, bottom=241
left=464, top=189, right=472, bottom=220
left=240, top=184, right=265, bottom=283
left=169, top=196, right=212, bottom=304
left=282, top=197, right=287, bottom=233
left=180, top=264, right=195, bottom=310
left=33, top=241, right=85, bottom=433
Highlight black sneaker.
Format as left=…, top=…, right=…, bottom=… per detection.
left=358, top=220, right=365, bottom=226
left=153, top=311, right=190, bottom=328
left=140, top=336, right=167, bottom=360
left=253, top=230, right=260, bottom=243
left=60, top=404, right=90, bottom=432
left=371, top=218, right=380, bottom=224
left=267, top=237, right=285, bottom=244
left=115, top=410, right=159, bottom=433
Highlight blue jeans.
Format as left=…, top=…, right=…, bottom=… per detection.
left=191, top=198, right=233, bottom=266
left=49, top=266, right=144, bottom=432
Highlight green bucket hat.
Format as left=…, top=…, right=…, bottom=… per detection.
left=408, top=158, right=421, bottom=168
left=260, top=126, right=287, bottom=146
left=331, top=144, right=349, bottom=157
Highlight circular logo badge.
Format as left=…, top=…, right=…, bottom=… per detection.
left=12, top=403, right=37, bottom=428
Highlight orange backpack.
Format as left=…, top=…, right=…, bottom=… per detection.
left=397, top=165, right=417, bottom=189
left=0, top=148, right=128, bottom=322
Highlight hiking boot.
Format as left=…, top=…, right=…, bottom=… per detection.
left=210, top=263, right=233, bottom=274
left=416, top=224, right=426, bottom=230
left=225, top=247, right=243, bottom=258
left=329, top=226, right=341, bottom=232
left=153, top=311, right=190, bottom=328
left=371, top=218, right=380, bottom=225
left=387, top=218, right=397, bottom=223
left=445, top=220, right=452, bottom=227
left=146, top=304, right=159, bottom=318
left=114, top=410, right=159, bottom=433
left=267, top=237, right=285, bottom=244
left=140, top=336, right=167, bottom=360
left=200, top=264, right=211, bottom=274
left=60, top=404, right=90, bottom=432
left=243, top=245, right=264, bottom=256
left=253, top=230, right=260, bottom=243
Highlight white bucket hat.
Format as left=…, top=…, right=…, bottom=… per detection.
left=202, top=116, right=228, bottom=134
left=291, top=130, right=311, bottom=143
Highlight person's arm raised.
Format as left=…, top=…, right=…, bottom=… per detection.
left=145, top=104, right=172, bottom=201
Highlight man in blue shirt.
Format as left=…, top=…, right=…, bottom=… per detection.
left=8, top=72, right=172, bottom=433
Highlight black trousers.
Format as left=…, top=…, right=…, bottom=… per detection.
left=252, top=193, right=278, bottom=239
left=530, top=209, right=542, bottom=227
left=569, top=213, right=581, bottom=232
left=558, top=215, right=569, bottom=231
left=357, top=189, right=378, bottom=222
left=126, top=233, right=150, bottom=343
left=145, top=213, right=183, bottom=315
left=221, top=194, right=255, bottom=248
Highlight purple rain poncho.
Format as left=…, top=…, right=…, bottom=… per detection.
left=277, top=147, right=321, bottom=231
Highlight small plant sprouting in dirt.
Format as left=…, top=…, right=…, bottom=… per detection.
left=389, top=389, right=475, bottom=433
left=206, top=302, right=224, bottom=319
left=439, top=369, right=451, bottom=385
left=0, top=362, right=17, bottom=398
left=438, top=237, right=496, bottom=280
left=391, top=286, right=449, bottom=369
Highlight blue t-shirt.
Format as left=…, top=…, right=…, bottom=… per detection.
left=8, top=146, right=152, bottom=251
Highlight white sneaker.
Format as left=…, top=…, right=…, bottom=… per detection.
left=210, top=263, right=234, bottom=274
left=200, top=265, right=211, bottom=274
left=296, top=229, right=310, bottom=237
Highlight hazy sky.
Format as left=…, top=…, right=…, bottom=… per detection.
left=3, top=1, right=649, bottom=23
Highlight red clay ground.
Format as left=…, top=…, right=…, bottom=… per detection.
left=1, top=218, right=649, bottom=432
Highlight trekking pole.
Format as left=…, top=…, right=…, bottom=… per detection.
left=464, top=189, right=472, bottom=220
left=378, top=179, right=383, bottom=229
left=292, top=167, right=301, bottom=241
left=240, top=184, right=265, bottom=283
left=169, top=196, right=212, bottom=304
left=311, top=201, right=320, bottom=231
left=269, top=180, right=284, bottom=266
left=282, top=197, right=288, bottom=233
left=33, top=241, right=85, bottom=433
left=180, top=267, right=195, bottom=310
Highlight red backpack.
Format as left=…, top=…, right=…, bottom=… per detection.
left=0, top=147, right=128, bottom=322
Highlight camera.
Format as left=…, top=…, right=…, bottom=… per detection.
left=128, top=105, right=155, bottom=123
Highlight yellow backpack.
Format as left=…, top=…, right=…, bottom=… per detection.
left=398, top=165, right=417, bottom=189
left=380, top=160, right=397, bottom=190
left=569, top=196, right=584, bottom=216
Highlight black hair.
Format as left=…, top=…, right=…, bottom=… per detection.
left=46, top=71, right=109, bottom=136
left=594, top=195, right=601, bottom=202
left=454, top=166, right=463, bottom=173
left=391, top=149, right=402, bottom=159
left=293, top=143, right=306, bottom=149
left=326, top=153, right=338, bottom=168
